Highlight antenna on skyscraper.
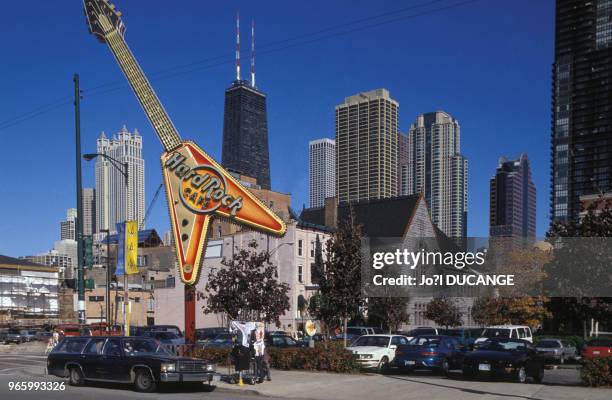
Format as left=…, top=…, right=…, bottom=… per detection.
left=251, top=19, right=256, bottom=88
left=235, top=12, right=241, bottom=81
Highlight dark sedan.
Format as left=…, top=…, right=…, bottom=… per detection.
left=47, top=336, right=219, bottom=392
left=394, top=335, right=465, bottom=375
left=462, top=338, right=544, bottom=383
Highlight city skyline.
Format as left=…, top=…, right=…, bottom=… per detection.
left=0, top=0, right=554, bottom=256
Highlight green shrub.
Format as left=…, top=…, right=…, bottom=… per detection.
left=192, top=347, right=232, bottom=365
left=580, top=357, right=612, bottom=387
left=193, top=342, right=359, bottom=373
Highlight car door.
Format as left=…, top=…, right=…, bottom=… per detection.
left=81, top=338, right=107, bottom=379
left=100, top=338, right=126, bottom=381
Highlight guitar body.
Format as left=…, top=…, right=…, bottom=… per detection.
left=161, top=141, right=285, bottom=284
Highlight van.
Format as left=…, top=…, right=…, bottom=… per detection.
left=475, top=325, right=533, bottom=344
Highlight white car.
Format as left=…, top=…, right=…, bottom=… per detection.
left=475, top=325, right=533, bottom=344
left=346, top=334, right=410, bottom=372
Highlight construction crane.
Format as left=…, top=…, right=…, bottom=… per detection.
left=140, top=183, right=164, bottom=230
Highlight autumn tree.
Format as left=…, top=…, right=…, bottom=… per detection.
left=424, top=297, right=462, bottom=329
left=545, top=197, right=612, bottom=334
left=470, top=296, right=550, bottom=328
left=200, top=240, right=290, bottom=326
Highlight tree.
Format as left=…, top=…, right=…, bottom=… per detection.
left=424, top=297, right=462, bottom=328
left=200, top=240, right=290, bottom=326
left=367, top=297, right=410, bottom=333
left=318, top=217, right=365, bottom=346
left=470, top=296, right=550, bottom=328
left=308, top=292, right=338, bottom=338
left=544, top=197, right=612, bottom=336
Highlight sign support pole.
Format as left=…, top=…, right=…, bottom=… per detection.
left=184, top=285, right=196, bottom=344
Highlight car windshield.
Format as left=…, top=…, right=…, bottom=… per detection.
left=211, top=334, right=232, bottom=343
left=407, top=337, right=441, bottom=347
left=351, top=336, right=390, bottom=347
left=445, top=330, right=463, bottom=337
left=123, top=339, right=171, bottom=356
left=481, top=328, right=511, bottom=338
left=479, top=340, right=527, bottom=352
left=536, top=340, right=561, bottom=348
left=8, top=329, right=20, bottom=334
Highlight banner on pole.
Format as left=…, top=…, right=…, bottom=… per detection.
left=115, top=222, right=125, bottom=276
left=125, top=220, right=139, bottom=275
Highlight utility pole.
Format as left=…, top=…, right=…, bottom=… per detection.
left=74, top=73, right=86, bottom=325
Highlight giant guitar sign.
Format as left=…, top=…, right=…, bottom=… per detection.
left=83, top=0, right=286, bottom=285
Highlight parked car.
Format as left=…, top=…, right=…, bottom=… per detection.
left=4, top=328, right=27, bottom=344
left=534, top=339, right=576, bottom=364
left=298, top=333, right=326, bottom=346
left=35, top=331, right=53, bottom=341
left=204, top=333, right=234, bottom=349
left=47, top=336, right=219, bottom=392
left=196, top=327, right=228, bottom=344
left=55, top=324, right=83, bottom=337
left=394, top=335, right=465, bottom=375
left=582, top=338, right=612, bottom=359
left=444, top=328, right=484, bottom=346
left=475, top=325, right=533, bottom=344
left=142, top=331, right=185, bottom=346
left=143, top=325, right=183, bottom=337
left=22, top=330, right=38, bottom=342
left=401, top=327, right=445, bottom=339
left=347, top=334, right=410, bottom=373
left=266, top=334, right=303, bottom=348
left=462, top=338, right=544, bottom=383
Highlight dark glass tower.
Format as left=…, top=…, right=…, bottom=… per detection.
left=490, top=154, right=536, bottom=239
left=551, top=0, right=612, bottom=224
left=221, top=80, right=271, bottom=190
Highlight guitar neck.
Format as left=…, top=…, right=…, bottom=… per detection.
left=100, top=17, right=182, bottom=151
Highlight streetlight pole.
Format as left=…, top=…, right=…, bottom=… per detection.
left=74, top=74, right=86, bottom=325
left=83, top=152, right=129, bottom=333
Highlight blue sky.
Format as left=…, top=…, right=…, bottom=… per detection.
left=0, top=0, right=554, bottom=257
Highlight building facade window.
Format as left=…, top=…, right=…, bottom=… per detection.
left=298, top=240, right=303, bottom=256
left=298, top=265, right=303, bottom=283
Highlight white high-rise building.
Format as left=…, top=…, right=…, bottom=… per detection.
left=407, top=111, right=468, bottom=238
left=309, top=138, right=336, bottom=208
left=60, top=208, right=77, bottom=241
left=82, top=188, right=96, bottom=236
left=95, top=125, right=145, bottom=233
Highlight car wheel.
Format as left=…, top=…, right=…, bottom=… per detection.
left=440, top=359, right=450, bottom=376
left=68, top=366, right=84, bottom=386
left=378, top=357, right=390, bottom=374
left=515, top=366, right=527, bottom=383
left=134, top=369, right=156, bottom=392
left=532, top=367, right=544, bottom=384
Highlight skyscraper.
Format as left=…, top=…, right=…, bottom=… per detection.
left=406, top=111, right=468, bottom=238
left=398, top=132, right=410, bottom=196
left=490, top=154, right=536, bottom=240
left=82, top=188, right=96, bottom=236
left=336, top=89, right=399, bottom=203
left=221, top=15, right=271, bottom=189
left=60, top=208, right=77, bottom=241
left=309, top=138, right=336, bottom=208
left=95, top=126, right=145, bottom=233
left=551, top=0, right=612, bottom=224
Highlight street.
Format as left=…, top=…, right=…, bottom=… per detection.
left=0, top=348, right=610, bottom=400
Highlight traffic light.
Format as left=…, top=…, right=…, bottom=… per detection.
left=83, top=235, right=93, bottom=269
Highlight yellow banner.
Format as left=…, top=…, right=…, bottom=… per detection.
left=125, top=220, right=139, bottom=275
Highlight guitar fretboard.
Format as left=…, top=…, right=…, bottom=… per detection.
left=99, top=15, right=181, bottom=151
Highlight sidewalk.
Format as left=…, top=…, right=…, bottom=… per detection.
left=215, top=369, right=612, bottom=400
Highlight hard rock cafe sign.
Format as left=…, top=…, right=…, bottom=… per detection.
left=84, top=0, right=286, bottom=285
